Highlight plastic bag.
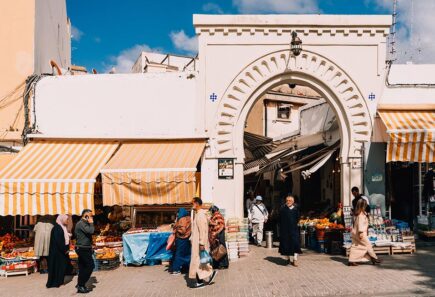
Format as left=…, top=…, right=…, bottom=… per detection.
left=199, top=250, right=212, bottom=265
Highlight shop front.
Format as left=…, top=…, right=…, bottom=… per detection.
left=98, top=139, right=205, bottom=265
left=378, top=106, right=435, bottom=238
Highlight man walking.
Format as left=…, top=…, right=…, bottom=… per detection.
left=351, top=187, right=370, bottom=215
left=279, top=196, right=302, bottom=267
left=189, top=197, right=218, bottom=288
left=248, top=196, right=268, bottom=247
left=75, top=209, right=95, bottom=294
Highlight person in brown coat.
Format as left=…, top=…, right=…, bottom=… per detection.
left=348, top=199, right=382, bottom=266
left=170, top=208, right=191, bottom=275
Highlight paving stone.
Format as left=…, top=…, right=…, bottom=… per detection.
left=0, top=246, right=434, bottom=297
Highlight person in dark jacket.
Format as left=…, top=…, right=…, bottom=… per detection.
left=74, top=209, right=95, bottom=294
left=351, top=187, right=371, bottom=215
left=46, top=214, right=71, bottom=288
left=279, top=196, right=302, bottom=267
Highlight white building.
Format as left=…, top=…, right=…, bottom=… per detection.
left=1, top=15, right=433, bottom=226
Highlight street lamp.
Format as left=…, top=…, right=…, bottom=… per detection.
left=290, top=31, right=302, bottom=56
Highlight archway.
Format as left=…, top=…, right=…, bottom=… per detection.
left=209, top=49, right=372, bottom=217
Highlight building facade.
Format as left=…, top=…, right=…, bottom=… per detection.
left=0, top=0, right=71, bottom=148
left=2, top=14, right=433, bottom=224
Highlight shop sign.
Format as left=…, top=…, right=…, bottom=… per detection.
left=218, top=158, right=234, bottom=179
left=371, top=173, right=383, bottom=182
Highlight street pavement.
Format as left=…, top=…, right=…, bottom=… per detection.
left=1, top=245, right=434, bottom=297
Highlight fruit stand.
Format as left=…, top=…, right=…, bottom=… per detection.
left=0, top=244, right=37, bottom=277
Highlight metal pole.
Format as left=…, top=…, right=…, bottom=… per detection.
left=418, top=162, right=422, bottom=216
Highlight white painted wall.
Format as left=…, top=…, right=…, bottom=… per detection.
left=265, top=102, right=299, bottom=139
left=34, top=0, right=71, bottom=73
left=33, top=72, right=201, bottom=138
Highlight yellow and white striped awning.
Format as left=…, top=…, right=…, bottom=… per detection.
left=0, top=140, right=119, bottom=216
left=101, top=140, right=205, bottom=206
left=378, top=109, right=435, bottom=163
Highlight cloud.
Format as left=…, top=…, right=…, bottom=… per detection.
left=233, top=0, right=319, bottom=14
left=169, top=30, right=198, bottom=54
left=70, top=25, right=83, bottom=41
left=203, top=2, right=224, bottom=14
left=368, top=0, right=435, bottom=63
left=105, top=44, right=159, bottom=73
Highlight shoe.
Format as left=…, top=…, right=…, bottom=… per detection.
left=170, top=271, right=181, bottom=275
left=292, top=260, right=298, bottom=267
left=257, top=243, right=261, bottom=247
left=208, top=270, right=218, bottom=284
left=76, top=285, right=93, bottom=291
left=192, top=282, right=206, bottom=289
left=77, top=286, right=90, bottom=294
left=372, top=258, right=382, bottom=265
left=348, top=262, right=358, bottom=266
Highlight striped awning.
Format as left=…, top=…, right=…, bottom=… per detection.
left=101, top=140, right=205, bottom=206
left=378, top=110, right=435, bottom=163
left=0, top=154, right=16, bottom=170
left=0, top=140, right=119, bottom=215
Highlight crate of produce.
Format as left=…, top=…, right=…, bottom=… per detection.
left=373, top=246, right=391, bottom=255
left=391, top=246, right=413, bottom=255
left=401, top=235, right=416, bottom=252
left=96, top=257, right=120, bottom=270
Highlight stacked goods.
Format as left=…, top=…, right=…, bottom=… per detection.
left=95, top=248, right=120, bottom=270
left=0, top=260, right=36, bottom=277
left=237, top=218, right=250, bottom=257
left=225, top=218, right=239, bottom=261
left=0, top=234, right=27, bottom=252
left=95, top=235, right=123, bottom=247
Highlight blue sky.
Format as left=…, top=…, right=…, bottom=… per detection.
left=67, top=0, right=433, bottom=72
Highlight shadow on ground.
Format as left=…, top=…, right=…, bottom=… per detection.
left=263, top=256, right=288, bottom=266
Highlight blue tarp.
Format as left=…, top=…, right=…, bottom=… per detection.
left=122, top=232, right=151, bottom=265
left=122, top=232, right=172, bottom=266
left=145, top=232, right=173, bottom=265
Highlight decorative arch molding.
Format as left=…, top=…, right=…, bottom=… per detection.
left=212, top=49, right=372, bottom=163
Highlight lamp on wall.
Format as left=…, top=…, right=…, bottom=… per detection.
left=290, top=31, right=302, bottom=56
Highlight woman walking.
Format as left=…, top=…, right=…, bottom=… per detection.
left=279, top=196, right=302, bottom=267
left=208, top=206, right=229, bottom=269
left=34, top=216, right=54, bottom=273
left=170, top=208, right=192, bottom=275
left=46, top=214, right=71, bottom=288
left=348, top=199, right=382, bottom=266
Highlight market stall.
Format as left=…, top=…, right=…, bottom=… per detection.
left=97, top=139, right=205, bottom=267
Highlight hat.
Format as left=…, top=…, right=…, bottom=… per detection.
left=255, top=195, right=263, bottom=201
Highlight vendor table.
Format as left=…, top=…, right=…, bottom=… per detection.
left=122, top=232, right=172, bottom=265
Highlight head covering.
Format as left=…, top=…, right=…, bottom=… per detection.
left=209, top=205, right=220, bottom=214
left=256, top=195, right=263, bottom=201
left=177, top=208, right=189, bottom=220
left=56, top=214, right=70, bottom=245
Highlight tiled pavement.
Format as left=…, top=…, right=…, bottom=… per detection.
left=1, top=245, right=434, bottom=297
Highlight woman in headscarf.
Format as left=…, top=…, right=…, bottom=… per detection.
left=208, top=206, right=229, bottom=269
left=46, top=214, right=71, bottom=288
left=33, top=215, right=54, bottom=273
left=348, top=199, right=382, bottom=266
left=170, top=208, right=192, bottom=275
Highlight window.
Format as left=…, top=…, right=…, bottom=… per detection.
left=277, top=103, right=291, bottom=120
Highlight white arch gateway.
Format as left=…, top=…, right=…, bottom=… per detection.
left=195, top=15, right=392, bottom=218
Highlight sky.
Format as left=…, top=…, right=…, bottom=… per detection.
left=66, top=0, right=435, bottom=73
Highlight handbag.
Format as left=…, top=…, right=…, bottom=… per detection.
left=211, top=242, right=227, bottom=261
left=166, top=233, right=176, bottom=251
